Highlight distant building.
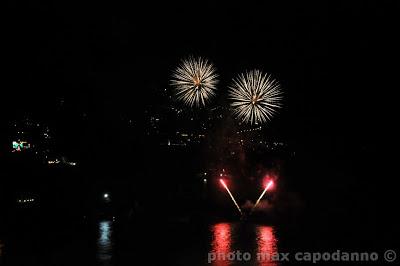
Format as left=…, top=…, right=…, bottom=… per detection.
left=16, top=193, right=39, bottom=208
left=12, top=140, right=31, bottom=152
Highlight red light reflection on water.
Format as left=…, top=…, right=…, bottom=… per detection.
left=257, top=226, right=278, bottom=266
left=210, top=223, right=232, bottom=266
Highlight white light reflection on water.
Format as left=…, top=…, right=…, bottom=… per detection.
left=97, top=221, right=114, bottom=265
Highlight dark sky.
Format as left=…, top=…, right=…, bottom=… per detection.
left=3, top=0, right=397, bottom=154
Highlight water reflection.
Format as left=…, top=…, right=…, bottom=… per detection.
left=97, top=221, right=114, bottom=265
left=209, top=223, right=278, bottom=266
left=256, top=226, right=278, bottom=266
left=210, top=223, right=232, bottom=266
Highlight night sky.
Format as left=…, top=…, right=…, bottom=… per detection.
left=4, top=1, right=396, bottom=137
left=2, top=0, right=398, bottom=236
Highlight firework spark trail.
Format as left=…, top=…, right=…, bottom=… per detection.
left=228, top=69, right=283, bottom=125
left=220, top=179, right=242, bottom=215
left=171, top=56, right=219, bottom=107
left=252, top=180, right=274, bottom=212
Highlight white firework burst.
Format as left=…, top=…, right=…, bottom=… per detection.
left=171, top=56, right=219, bottom=107
left=228, top=69, right=283, bottom=125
